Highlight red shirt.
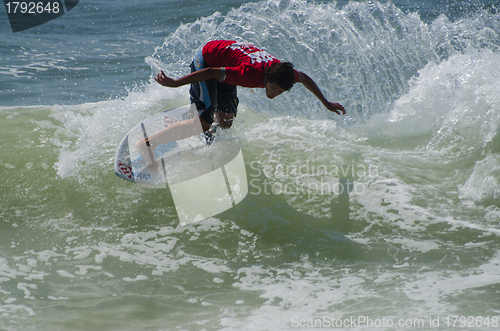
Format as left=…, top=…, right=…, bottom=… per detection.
left=202, top=40, right=298, bottom=88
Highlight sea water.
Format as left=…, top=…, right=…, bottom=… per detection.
left=1, top=0, right=500, bottom=330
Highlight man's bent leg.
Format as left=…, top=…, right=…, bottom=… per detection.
left=200, top=117, right=212, bottom=132
left=214, top=112, right=235, bottom=129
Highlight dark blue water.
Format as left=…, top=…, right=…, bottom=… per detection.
left=1, top=0, right=498, bottom=106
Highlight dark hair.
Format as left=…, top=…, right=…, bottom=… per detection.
left=265, top=62, right=296, bottom=91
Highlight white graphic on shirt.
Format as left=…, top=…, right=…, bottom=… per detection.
left=228, top=42, right=277, bottom=64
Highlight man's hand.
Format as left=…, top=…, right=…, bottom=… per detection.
left=297, top=72, right=346, bottom=116
left=155, top=71, right=178, bottom=87
left=325, top=102, right=346, bottom=115
left=155, top=68, right=222, bottom=88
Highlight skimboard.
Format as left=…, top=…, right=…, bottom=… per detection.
left=115, top=104, right=248, bottom=225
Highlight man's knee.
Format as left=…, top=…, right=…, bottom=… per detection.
left=214, top=112, right=234, bottom=129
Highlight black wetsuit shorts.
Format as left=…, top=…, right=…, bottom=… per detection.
left=189, top=48, right=239, bottom=125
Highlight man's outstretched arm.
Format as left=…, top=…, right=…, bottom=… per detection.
left=296, top=71, right=346, bottom=115
left=155, top=68, right=222, bottom=87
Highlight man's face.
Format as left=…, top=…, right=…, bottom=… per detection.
left=265, top=81, right=286, bottom=99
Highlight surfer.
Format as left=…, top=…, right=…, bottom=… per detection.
left=155, top=40, right=346, bottom=132
left=136, top=40, right=346, bottom=166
